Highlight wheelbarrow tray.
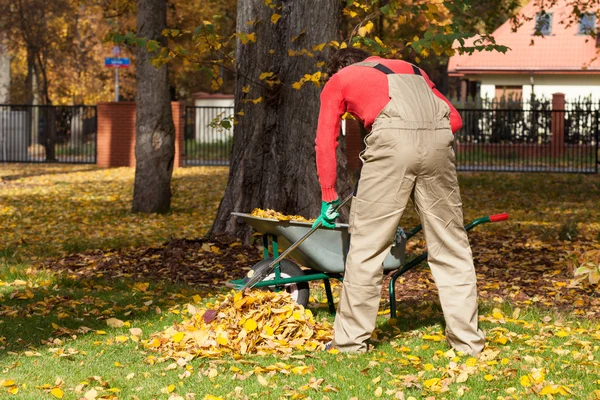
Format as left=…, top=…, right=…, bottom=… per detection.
left=231, top=212, right=406, bottom=273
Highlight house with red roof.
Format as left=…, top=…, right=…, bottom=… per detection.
left=448, top=0, right=600, bottom=104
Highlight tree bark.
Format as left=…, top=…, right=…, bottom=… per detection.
left=211, top=0, right=350, bottom=242
left=132, top=0, right=175, bottom=214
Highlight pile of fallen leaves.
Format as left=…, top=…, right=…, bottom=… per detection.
left=250, top=208, right=314, bottom=223
left=144, top=290, right=332, bottom=359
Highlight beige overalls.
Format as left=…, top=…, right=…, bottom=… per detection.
left=332, top=62, right=486, bottom=355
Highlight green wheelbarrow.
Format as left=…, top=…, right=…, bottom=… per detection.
left=228, top=206, right=508, bottom=319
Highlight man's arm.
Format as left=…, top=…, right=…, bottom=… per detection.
left=315, top=74, right=346, bottom=201
left=419, top=69, right=463, bottom=133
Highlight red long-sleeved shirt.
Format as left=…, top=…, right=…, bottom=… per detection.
left=315, top=56, right=463, bottom=201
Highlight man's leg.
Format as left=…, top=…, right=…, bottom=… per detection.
left=413, top=143, right=485, bottom=356
left=333, top=130, right=418, bottom=352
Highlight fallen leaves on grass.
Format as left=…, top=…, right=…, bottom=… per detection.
left=44, top=235, right=262, bottom=287
left=0, top=165, right=228, bottom=262
left=144, top=290, right=332, bottom=360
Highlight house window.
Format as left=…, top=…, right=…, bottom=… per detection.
left=578, top=13, right=596, bottom=35
left=534, top=12, right=553, bottom=36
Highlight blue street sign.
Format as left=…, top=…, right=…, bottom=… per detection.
left=104, top=57, right=131, bottom=68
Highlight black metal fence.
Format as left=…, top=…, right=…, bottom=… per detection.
left=184, top=104, right=599, bottom=173
left=0, top=105, right=97, bottom=164
left=456, top=108, right=599, bottom=173
left=184, top=106, right=234, bottom=166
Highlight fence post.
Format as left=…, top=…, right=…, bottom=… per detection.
left=551, top=93, right=565, bottom=159
left=596, top=110, right=599, bottom=174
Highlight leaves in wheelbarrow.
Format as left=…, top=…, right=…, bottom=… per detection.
left=251, top=208, right=315, bottom=223
left=143, top=290, right=332, bottom=359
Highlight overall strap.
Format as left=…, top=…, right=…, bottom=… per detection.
left=372, top=63, right=421, bottom=76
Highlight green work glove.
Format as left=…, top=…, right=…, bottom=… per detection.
left=312, top=199, right=340, bottom=229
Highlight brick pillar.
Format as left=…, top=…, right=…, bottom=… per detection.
left=97, top=102, right=136, bottom=168
left=551, top=93, right=565, bottom=157
left=97, top=102, right=185, bottom=168
left=171, top=102, right=185, bottom=168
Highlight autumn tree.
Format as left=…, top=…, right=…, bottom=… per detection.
left=131, top=0, right=175, bottom=213
left=207, top=0, right=519, bottom=240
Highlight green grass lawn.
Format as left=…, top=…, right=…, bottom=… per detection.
left=1, top=164, right=600, bottom=399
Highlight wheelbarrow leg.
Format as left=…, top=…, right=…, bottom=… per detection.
left=388, top=253, right=428, bottom=319
left=387, top=213, right=509, bottom=318
left=323, top=278, right=336, bottom=315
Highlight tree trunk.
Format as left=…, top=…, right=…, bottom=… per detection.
left=211, top=0, right=350, bottom=242
left=132, top=0, right=175, bottom=214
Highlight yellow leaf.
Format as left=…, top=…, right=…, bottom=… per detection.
left=422, top=334, right=443, bottom=342
left=216, top=335, right=228, bottom=345
left=530, top=368, right=545, bottom=384
left=291, top=366, right=313, bottom=375
left=251, top=97, right=262, bottom=104
left=263, top=326, right=274, bottom=336
left=243, top=319, right=258, bottom=332
left=292, top=81, right=304, bottom=90
left=192, top=294, right=202, bottom=303
left=495, top=337, right=508, bottom=345
left=115, top=335, right=128, bottom=343
left=374, top=386, right=383, bottom=397
left=242, top=85, right=251, bottom=94
left=466, top=357, right=477, bottom=367
left=424, top=378, right=440, bottom=388
left=519, top=375, right=531, bottom=387
left=167, top=384, right=175, bottom=393
left=50, top=388, right=64, bottom=399
left=358, top=21, right=374, bottom=37
left=312, top=43, right=326, bottom=52
left=271, top=14, right=281, bottom=24
left=492, top=308, right=504, bottom=319
left=8, top=387, right=18, bottom=394
left=1, top=380, right=15, bottom=387
left=555, top=331, right=569, bottom=337
left=259, top=72, right=274, bottom=80
left=172, top=332, right=185, bottom=343
left=540, top=385, right=561, bottom=395
left=424, top=363, right=434, bottom=371
left=484, top=374, right=494, bottom=381
left=133, top=282, right=149, bottom=292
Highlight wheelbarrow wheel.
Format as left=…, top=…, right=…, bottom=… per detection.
left=243, top=259, right=309, bottom=308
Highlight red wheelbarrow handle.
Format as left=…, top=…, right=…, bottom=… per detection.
left=489, top=213, right=509, bottom=222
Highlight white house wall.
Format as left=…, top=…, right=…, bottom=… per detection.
left=477, top=74, right=600, bottom=103
left=193, top=98, right=235, bottom=143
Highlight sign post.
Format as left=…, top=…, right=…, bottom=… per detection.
left=105, top=46, right=130, bottom=102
